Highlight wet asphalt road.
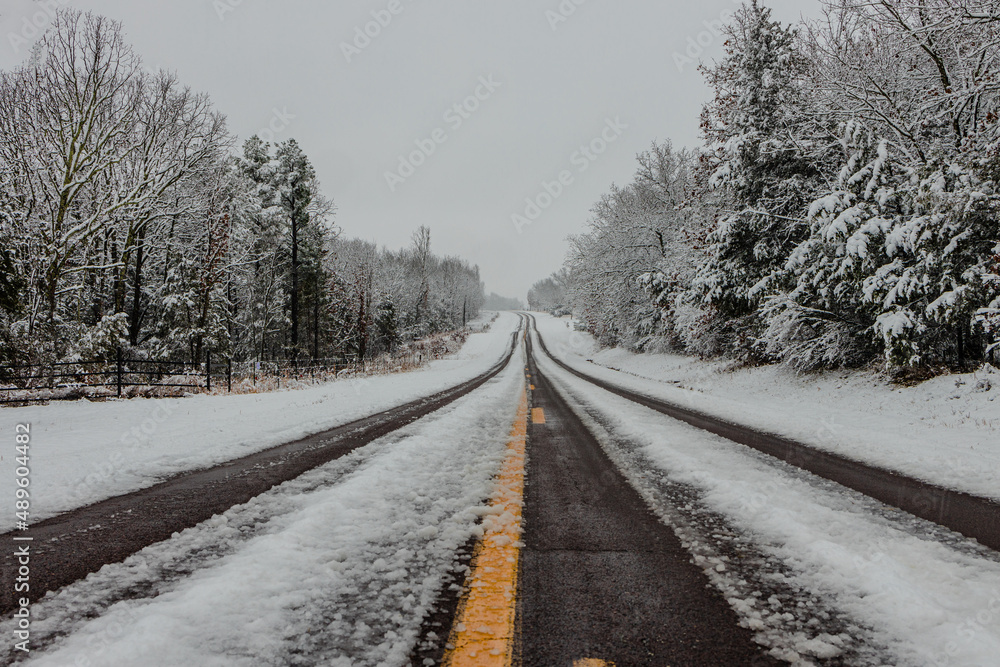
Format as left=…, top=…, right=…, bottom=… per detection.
left=514, top=328, right=777, bottom=666
left=530, top=321, right=1000, bottom=555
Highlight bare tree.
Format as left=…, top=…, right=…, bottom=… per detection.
left=0, top=10, right=145, bottom=351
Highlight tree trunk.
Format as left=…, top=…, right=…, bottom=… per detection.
left=128, top=225, right=146, bottom=346
left=313, top=292, right=319, bottom=360
left=357, top=292, right=367, bottom=361
left=290, top=208, right=300, bottom=365
left=957, top=324, right=966, bottom=368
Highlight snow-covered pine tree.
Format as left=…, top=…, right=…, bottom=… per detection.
left=156, top=257, right=231, bottom=363
left=694, top=1, right=821, bottom=330
left=764, top=119, right=1000, bottom=370
left=868, top=159, right=1000, bottom=368
left=373, top=300, right=400, bottom=356
left=275, top=139, right=316, bottom=363
left=0, top=162, right=25, bottom=320
left=235, top=136, right=288, bottom=362
left=0, top=164, right=26, bottom=367
left=760, top=122, right=901, bottom=369
left=787, top=0, right=1000, bottom=369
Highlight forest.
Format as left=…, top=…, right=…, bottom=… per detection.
left=0, top=10, right=485, bottom=369
left=534, top=0, right=1000, bottom=374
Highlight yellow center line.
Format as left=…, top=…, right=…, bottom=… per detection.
left=574, top=660, right=616, bottom=667
left=442, top=386, right=528, bottom=667
left=531, top=407, right=546, bottom=424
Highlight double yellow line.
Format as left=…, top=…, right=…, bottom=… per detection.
left=442, top=362, right=613, bottom=667
left=442, top=386, right=528, bottom=666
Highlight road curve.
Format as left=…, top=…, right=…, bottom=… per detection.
left=0, top=319, right=523, bottom=615
left=527, top=314, right=1000, bottom=554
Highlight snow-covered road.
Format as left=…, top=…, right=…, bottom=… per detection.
left=3, top=337, right=526, bottom=666
left=0, top=313, right=521, bottom=532
left=532, top=323, right=1000, bottom=666
left=7, top=312, right=999, bottom=666
left=531, top=313, right=1000, bottom=502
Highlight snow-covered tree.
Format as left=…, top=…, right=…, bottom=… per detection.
left=233, top=137, right=337, bottom=363
left=760, top=123, right=900, bottom=368
left=565, top=142, right=709, bottom=349
left=554, top=1, right=999, bottom=373
left=528, top=271, right=569, bottom=314
left=760, top=0, right=1000, bottom=369
left=321, top=231, right=484, bottom=361
left=0, top=11, right=145, bottom=354
left=695, top=0, right=822, bottom=323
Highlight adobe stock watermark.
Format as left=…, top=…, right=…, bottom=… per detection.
left=511, top=117, right=627, bottom=234
left=384, top=75, right=501, bottom=192
left=67, top=402, right=176, bottom=504
left=341, top=0, right=416, bottom=64
left=212, top=0, right=247, bottom=22
left=546, top=0, right=589, bottom=32
left=257, top=106, right=295, bottom=144
left=6, top=0, right=71, bottom=56
left=672, top=1, right=741, bottom=73
left=930, top=586, right=1000, bottom=667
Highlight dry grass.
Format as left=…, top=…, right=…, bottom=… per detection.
left=1, top=328, right=475, bottom=406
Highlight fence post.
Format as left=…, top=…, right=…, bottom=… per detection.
left=227, top=358, right=232, bottom=393
left=206, top=351, right=212, bottom=392
left=116, top=347, right=123, bottom=398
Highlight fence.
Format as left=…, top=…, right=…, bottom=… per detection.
left=0, top=327, right=470, bottom=406
left=0, top=350, right=400, bottom=405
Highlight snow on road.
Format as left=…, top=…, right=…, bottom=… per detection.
left=533, top=313, right=1000, bottom=502
left=0, top=313, right=520, bottom=532
left=533, top=331, right=1000, bottom=666
left=3, top=340, right=525, bottom=666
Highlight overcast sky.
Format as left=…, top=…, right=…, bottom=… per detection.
left=2, top=0, right=823, bottom=300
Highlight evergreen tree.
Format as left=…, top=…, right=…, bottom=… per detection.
left=275, top=139, right=317, bottom=363
left=695, top=1, right=821, bottom=320
left=760, top=123, right=897, bottom=369
left=374, top=301, right=400, bottom=355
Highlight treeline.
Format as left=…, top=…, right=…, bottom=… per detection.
left=0, top=10, right=484, bottom=368
left=527, top=270, right=570, bottom=315
left=483, top=293, right=525, bottom=311
left=552, top=0, right=1000, bottom=372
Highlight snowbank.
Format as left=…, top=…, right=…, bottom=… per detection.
left=4, top=344, right=526, bottom=666
left=534, top=346, right=1000, bottom=666
left=533, top=313, right=1000, bottom=502
left=0, top=313, right=520, bottom=532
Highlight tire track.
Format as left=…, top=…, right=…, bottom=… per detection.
left=515, top=322, right=777, bottom=665
left=1, top=318, right=523, bottom=615
left=528, top=314, right=1000, bottom=553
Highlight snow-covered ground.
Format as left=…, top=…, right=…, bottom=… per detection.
left=0, top=313, right=520, bottom=532
left=3, top=338, right=526, bottom=667
left=533, top=313, right=1000, bottom=502
left=533, top=330, right=1000, bottom=666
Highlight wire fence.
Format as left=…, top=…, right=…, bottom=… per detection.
left=0, top=322, right=486, bottom=406
left=0, top=350, right=416, bottom=405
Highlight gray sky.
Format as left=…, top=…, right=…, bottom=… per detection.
left=2, top=0, right=822, bottom=300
